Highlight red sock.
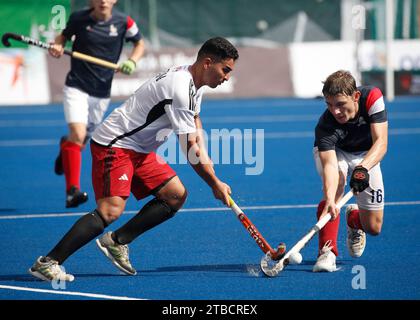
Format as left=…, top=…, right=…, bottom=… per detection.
left=347, top=209, right=363, bottom=230
left=317, top=200, right=339, bottom=256
left=61, top=140, right=82, bottom=192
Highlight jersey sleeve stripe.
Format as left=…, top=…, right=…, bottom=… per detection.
left=368, top=96, right=385, bottom=116
left=189, top=80, right=195, bottom=112
left=126, top=16, right=134, bottom=28
left=126, top=17, right=139, bottom=38
left=365, top=87, right=383, bottom=113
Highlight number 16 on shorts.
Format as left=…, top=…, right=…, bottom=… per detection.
left=370, top=188, right=383, bottom=204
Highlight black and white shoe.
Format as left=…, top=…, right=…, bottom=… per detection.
left=66, top=186, right=88, bottom=208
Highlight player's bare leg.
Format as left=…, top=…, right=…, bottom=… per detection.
left=360, top=209, right=383, bottom=235
left=346, top=205, right=383, bottom=257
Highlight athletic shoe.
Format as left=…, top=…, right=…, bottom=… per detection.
left=54, top=136, right=67, bottom=175
left=96, top=232, right=137, bottom=275
left=29, top=256, right=74, bottom=282
left=313, top=240, right=338, bottom=272
left=346, top=204, right=366, bottom=258
left=66, top=186, right=88, bottom=208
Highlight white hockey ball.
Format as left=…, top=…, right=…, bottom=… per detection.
left=288, top=252, right=303, bottom=265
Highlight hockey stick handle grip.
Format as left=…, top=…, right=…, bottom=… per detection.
left=2, top=32, right=119, bottom=71
left=71, top=51, right=119, bottom=70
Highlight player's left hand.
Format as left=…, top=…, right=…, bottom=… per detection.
left=350, top=165, right=370, bottom=193
left=119, top=59, right=136, bottom=75
left=212, top=180, right=232, bottom=207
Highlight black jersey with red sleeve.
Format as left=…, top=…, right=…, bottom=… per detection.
left=62, top=8, right=142, bottom=98
left=314, top=86, right=388, bottom=153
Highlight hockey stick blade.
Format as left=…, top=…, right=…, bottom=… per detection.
left=2, top=33, right=22, bottom=47
left=260, top=190, right=354, bottom=277
left=1, top=32, right=51, bottom=50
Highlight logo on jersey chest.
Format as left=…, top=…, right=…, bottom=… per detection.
left=109, top=24, right=118, bottom=36
left=357, top=116, right=367, bottom=126
left=85, top=24, right=118, bottom=36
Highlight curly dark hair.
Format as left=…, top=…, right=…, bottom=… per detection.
left=197, top=37, right=239, bottom=61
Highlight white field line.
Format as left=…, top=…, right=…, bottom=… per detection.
left=0, top=284, right=145, bottom=300
left=0, top=201, right=419, bottom=220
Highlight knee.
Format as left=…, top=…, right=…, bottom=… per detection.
left=160, top=188, right=188, bottom=213
left=100, top=209, right=123, bottom=224
left=363, top=218, right=382, bottom=235
left=168, top=188, right=188, bottom=212
left=362, top=214, right=383, bottom=236
left=68, top=130, right=86, bottom=145
left=97, top=200, right=125, bottom=224
left=365, top=224, right=382, bottom=236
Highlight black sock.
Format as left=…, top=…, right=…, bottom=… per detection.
left=113, top=198, right=175, bottom=245
left=47, top=209, right=108, bottom=264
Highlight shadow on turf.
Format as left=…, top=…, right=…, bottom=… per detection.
left=141, top=260, right=352, bottom=275
left=142, top=263, right=251, bottom=274
left=0, top=208, right=17, bottom=213
left=0, top=260, right=353, bottom=282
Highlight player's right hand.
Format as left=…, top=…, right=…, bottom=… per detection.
left=211, top=180, right=232, bottom=207
left=48, top=44, right=64, bottom=58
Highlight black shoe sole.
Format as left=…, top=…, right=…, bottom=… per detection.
left=66, top=192, right=88, bottom=208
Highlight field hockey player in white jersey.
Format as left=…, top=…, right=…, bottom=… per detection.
left=29, top=37, right=239, bottom=281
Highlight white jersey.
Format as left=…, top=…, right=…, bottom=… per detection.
left=92, top=65, right=203, bottom=153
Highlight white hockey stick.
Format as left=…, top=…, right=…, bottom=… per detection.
left=260, top=189, right=354, bottom=277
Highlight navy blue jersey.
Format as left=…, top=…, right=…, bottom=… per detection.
left=62, top=8, right=142, bottom=98
left=314, top=86, right=388, bottom=152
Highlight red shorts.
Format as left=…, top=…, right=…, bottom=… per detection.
left=90, top=141, right=176, bottom=201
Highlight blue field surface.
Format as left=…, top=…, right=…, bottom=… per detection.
left=0, top=97, right=419, bottom=301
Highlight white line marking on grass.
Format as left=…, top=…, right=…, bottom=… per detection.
left=0, top=201, right=419, bottom=220
left=0, top=284, right=145, bottom=300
